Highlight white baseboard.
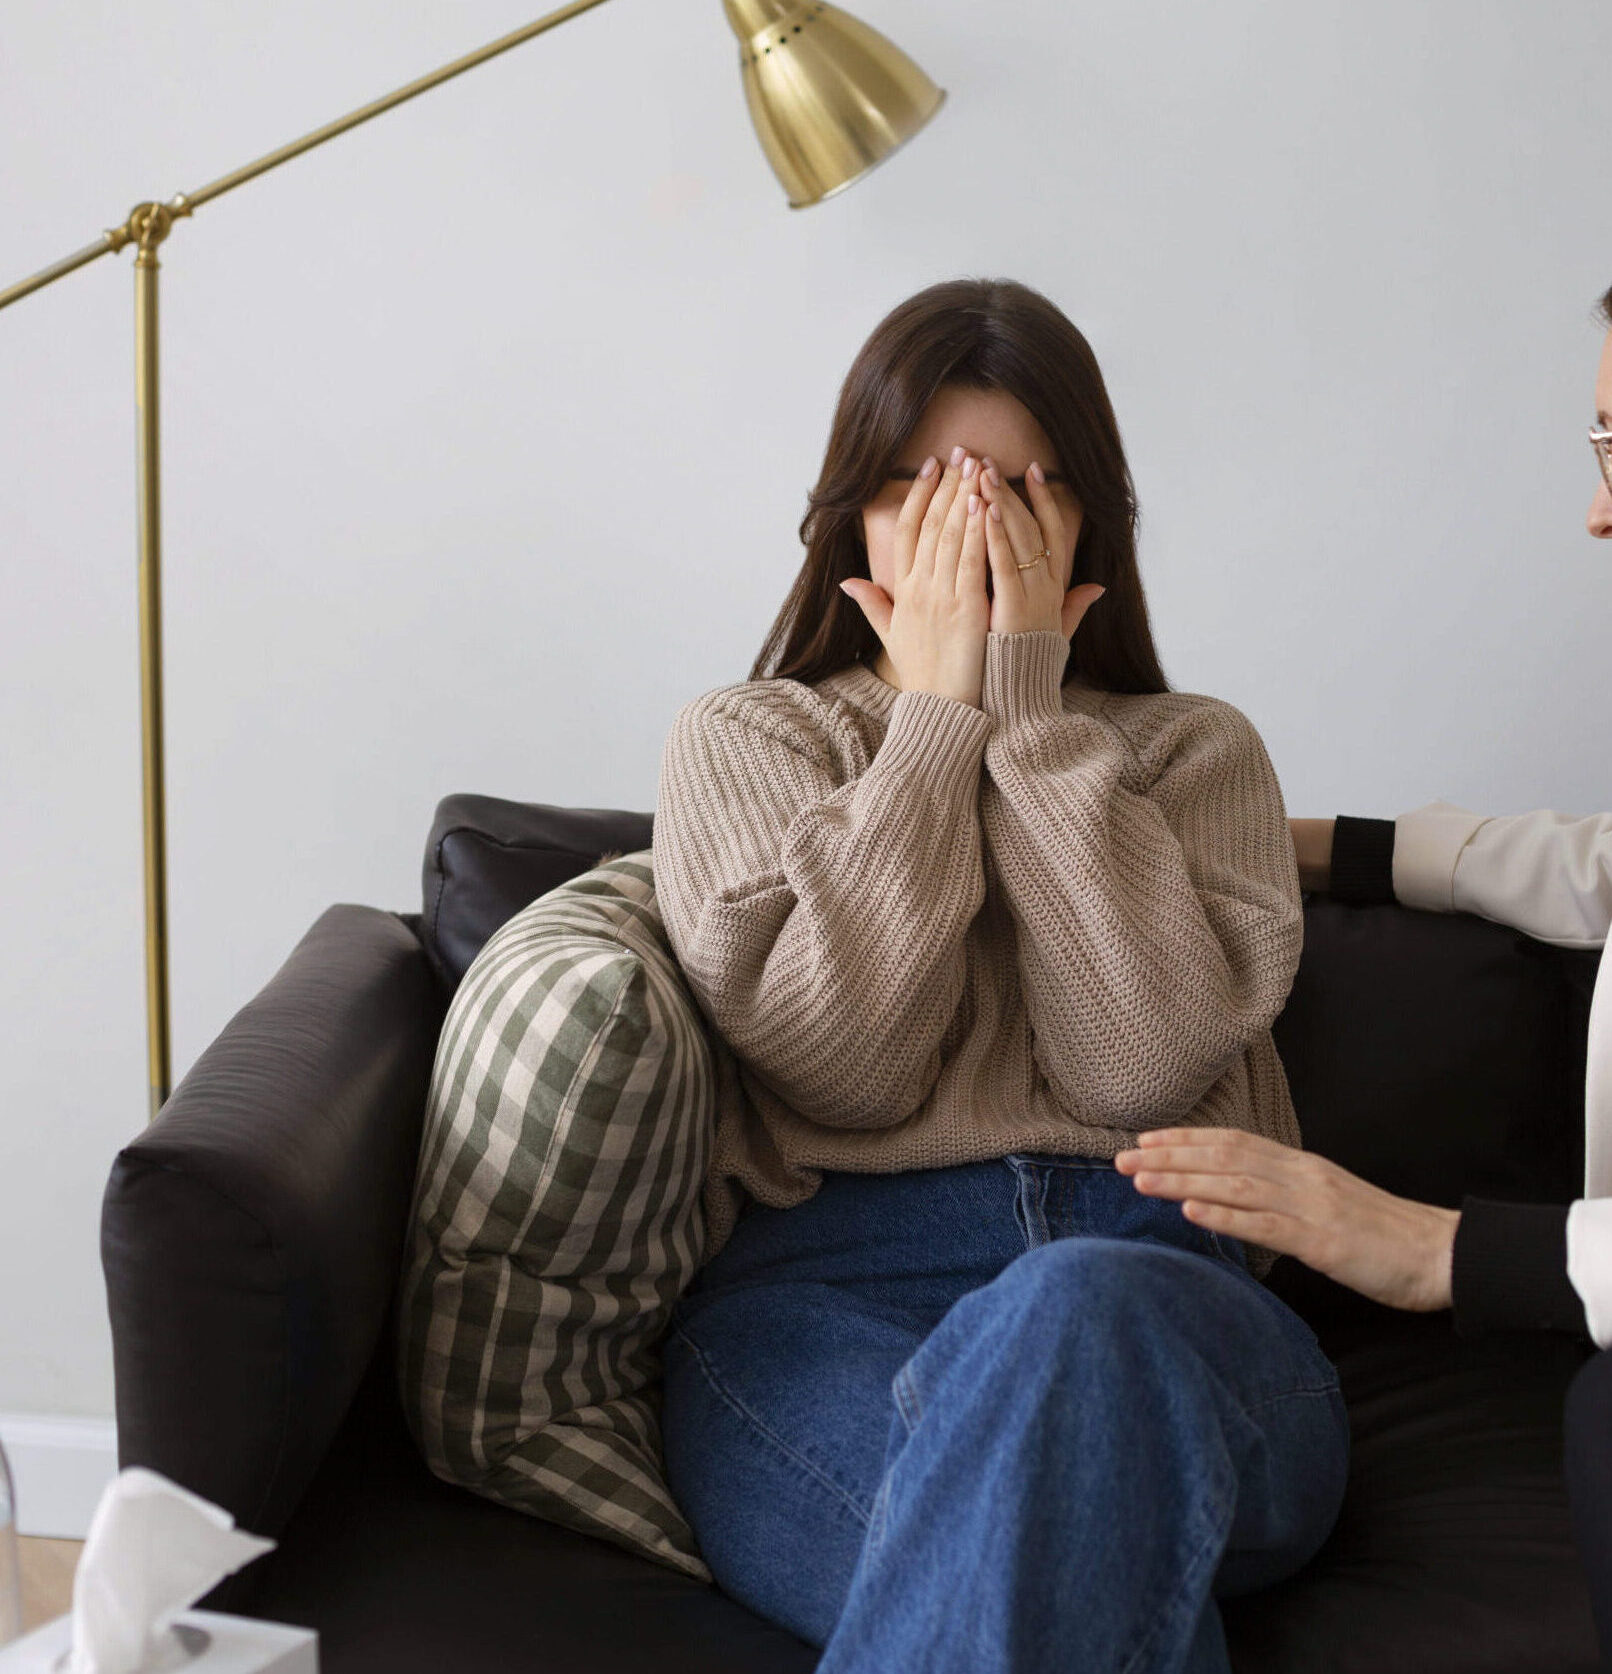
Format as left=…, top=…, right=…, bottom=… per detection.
left=0, top=1413, right=118, bottom=1539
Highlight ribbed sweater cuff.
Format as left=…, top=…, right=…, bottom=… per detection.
left=1329, top=816, right=1396, bottom=904
left=1451, top=1197, right=1589, bottom=1338
left=981, top=631, right=1070, bottom=726
left=876, top=688, right=994, bottom=800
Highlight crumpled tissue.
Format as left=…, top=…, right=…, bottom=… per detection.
left=63, top=1467, right=275, bottom=1673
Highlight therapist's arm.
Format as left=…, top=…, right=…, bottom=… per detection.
left=1279, top=805, right=1609, bottom=1339
left=1118, top=1127, right=1596, bottom=1341
left=1294, top=805, right=1612, bottom=943
left=1394, top=802, right=1612, bottom=948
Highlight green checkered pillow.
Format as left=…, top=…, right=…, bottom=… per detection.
left=395, top=849, right=715, bottom=1581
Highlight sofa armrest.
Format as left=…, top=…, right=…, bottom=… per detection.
left=100, top=904, right=444, bottom=1542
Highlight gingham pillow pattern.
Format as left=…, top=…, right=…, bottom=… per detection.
left=395, top=849, right=715, bottom=1581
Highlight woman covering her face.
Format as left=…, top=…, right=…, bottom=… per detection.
left=650, top=277, right=1348, bottom=1674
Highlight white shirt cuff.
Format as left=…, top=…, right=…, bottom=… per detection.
left=1392, top=800, right=1490, bottom=913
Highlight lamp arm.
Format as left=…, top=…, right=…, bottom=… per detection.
left=0, top=237, right=123, bottom=309
left=0, top=0, right=615, bottom=311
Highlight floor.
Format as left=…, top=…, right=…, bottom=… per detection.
left=17, top=1536, right=82, bottom=1633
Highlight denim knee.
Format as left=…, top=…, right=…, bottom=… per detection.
left=895, top=1236, right=1337, bottom=1432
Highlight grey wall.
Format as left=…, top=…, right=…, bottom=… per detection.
left=2, top=0, right=1608, bottom=1419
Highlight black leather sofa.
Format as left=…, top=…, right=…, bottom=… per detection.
left=100, top=794, right=1607, bottom=1673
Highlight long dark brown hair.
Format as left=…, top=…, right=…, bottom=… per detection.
left=748, top=278, right=1170, bottom=695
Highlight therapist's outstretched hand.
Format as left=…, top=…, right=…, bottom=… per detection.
left=1114, top=1128, right=1461, bottom=1312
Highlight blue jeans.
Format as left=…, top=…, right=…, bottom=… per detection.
left=661, top=1154, right=1349, bottom=1674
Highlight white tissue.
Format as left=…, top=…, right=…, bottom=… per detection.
left=66, top=1468, right=275, bottom=1674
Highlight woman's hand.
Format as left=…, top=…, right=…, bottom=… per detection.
left=841, top=446, right=990, bottom=708
left=976, top=457, right=1106, bottom=638
left=1113, top=1128, right=1461, bottom=1312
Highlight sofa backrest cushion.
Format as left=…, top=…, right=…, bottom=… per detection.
left=395, top=850, right=715, bottom=1583
left=1272, top=896, right=1592, bottom=1209
left=421, top=795, right=653, bottom=997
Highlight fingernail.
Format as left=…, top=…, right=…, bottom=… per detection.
left=984, top=465, right=1000, bottom=487
left=1029, top=461, right=1045, bottom=484
left=968, top=493, right=980, bottom=515
left=949, top=445, right=966, bottom=467
left=839, top=581, right=852, bottom=596
left=962, top=456, right=978, bottom=479
left=920, top=456, right=938, bottom=478
left=988, top=503, right=1002, bottom=523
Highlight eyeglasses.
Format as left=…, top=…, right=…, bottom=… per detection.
left=1592, top=425, right=1612, bottom=496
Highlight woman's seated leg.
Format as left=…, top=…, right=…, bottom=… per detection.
left=661, top=1275, right=927, bottom=1644
left=660, top=1158, right=1023, bottom=1646
left=813, top=1234, right=1350, bottom=1674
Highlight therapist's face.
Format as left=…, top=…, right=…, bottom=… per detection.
left=1589, top=328, right=1612, bottom=540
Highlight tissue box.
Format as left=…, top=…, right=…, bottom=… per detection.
left=0, top=1609, right=317, bottom=1673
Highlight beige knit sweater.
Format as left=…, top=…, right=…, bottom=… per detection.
left=652, top=629, right=1304, bottom=1279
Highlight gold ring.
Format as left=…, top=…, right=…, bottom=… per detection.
left=1015, top=547, right=1052, bottom=570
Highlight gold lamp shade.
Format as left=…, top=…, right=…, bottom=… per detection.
left=723, top=0, right=946, bottom=208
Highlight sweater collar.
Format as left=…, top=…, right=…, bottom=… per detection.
left=819, top=657, right=900, bottom=725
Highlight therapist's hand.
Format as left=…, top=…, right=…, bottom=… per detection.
left=1114, top=1128, right=1460, bottom=1312
left=1288, top=817, right=1335, bottom=893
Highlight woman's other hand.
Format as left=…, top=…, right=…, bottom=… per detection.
left=976, top=456, right=1105, bottom=639
left=1113, top=1128, right=1460, bottom=1312
left=841, top=446, right=990, bottom=708
left=1289, top=818, right=1336, bottom=893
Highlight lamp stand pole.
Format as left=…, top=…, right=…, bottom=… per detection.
left=133, top=203, right=182, bottom=1123
left=135, top=217, right=167, bottom=1121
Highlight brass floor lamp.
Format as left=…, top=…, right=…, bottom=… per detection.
left=0, top=0, right=945, bottom=1125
